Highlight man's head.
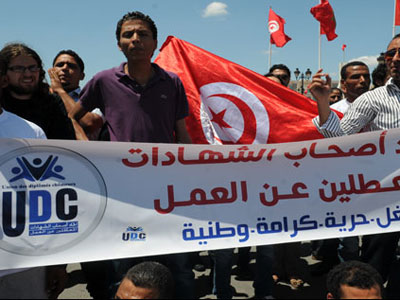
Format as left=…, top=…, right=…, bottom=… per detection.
left=340, top=61, right=371, bottom=102
left=385, top=33, right=400, bottom=84
left=326, top=261, right=383, bottom=299
left=52, top=50, right=85, bottom=93
left=329, top=87, right=343, bottom=105
left=372, top=63, right=389, bottom=89
left=269, top=64, right=291, bottom=87
left=115, top=261, right=174, bottom=299
left=0, top=43, right=46, bottom=99
left=116, top=11, right=158, bottom=63
left=0, top=54, right=8, bottom=101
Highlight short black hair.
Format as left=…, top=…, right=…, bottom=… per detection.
left=0, top=53, right=6, bottom=75
left=340, top=61, right=369, bottom=80
left=264, top=72, right=284, bottom=85
left=330, top=87, right=343, bottom=95
left=116, top=11, right=158, bottom=42
left=372, top=63, right=388, bottom=88
left=326, top=261, right=383, bottom=299
left=53, top=50, right=85, bottom=73
left=269, top=64, right=291, bottom=78
left=124, top=261, right=174, bottom=299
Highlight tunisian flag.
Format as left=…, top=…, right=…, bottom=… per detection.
left=155, top=36, right=324, bottom=145
left=268, top=8, right=291, bottom=47
left=310, top=0, right=338, bottom=41
left=396, top=0, right=400, bottom=26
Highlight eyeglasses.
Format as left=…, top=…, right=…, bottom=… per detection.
left=8, top=65, right=40, bottom=73
left=384, top=48, right=400, bottom=59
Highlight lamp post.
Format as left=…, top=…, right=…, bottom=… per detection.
left=294, top=68, right=312, bottom=94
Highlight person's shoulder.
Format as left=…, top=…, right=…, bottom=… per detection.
left=331, top=99, right=347, bottom=108
left=93, top=64, right=124, bottom=81
left=2, top=110, right=46, bottom=139
left=153, top=63, right=182, bottom=82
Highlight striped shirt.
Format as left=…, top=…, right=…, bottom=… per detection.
left=313, top=78, right=400, bottom=137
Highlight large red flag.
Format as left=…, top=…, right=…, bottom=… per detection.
left=268, top=8, right=291, bottom=47
left=310, top=0, right=338, bottom=41
left=155, top=36, right=324, bottom=145
left=396, top=0, right=400, bottom=26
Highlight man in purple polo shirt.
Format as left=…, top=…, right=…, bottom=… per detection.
left=71, top=11, right=193, bottom=299
left=71, top=12, right=191, bottom=144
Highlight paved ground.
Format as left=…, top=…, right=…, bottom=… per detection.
left=59, top=242, right=328, bottom=299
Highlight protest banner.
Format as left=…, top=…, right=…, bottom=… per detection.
left=0, top=128, right=400, bottom=269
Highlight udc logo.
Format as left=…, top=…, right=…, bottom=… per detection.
left=122, top=226, right=146, bottom=242
left=10, top=155, right=65, bottom=182
left=0, top=146, right=107, bottom=256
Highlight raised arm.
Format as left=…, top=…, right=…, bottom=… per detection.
left=308, top=69, right=332, bottom=126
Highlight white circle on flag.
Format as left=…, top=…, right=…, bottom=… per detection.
left=199, top=82, right=270, bottom=144
left=269, top=21, right=280, bottom=34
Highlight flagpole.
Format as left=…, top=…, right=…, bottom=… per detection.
left=394, top=0, right=397, bottom=37
left=269, top=40, right=272, bottom=70
left=318, top=0, right=322, bottom=69
left=343, top=47, right=345, bottom=63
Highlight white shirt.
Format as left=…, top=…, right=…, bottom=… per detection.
left=330, top=98, right=351, bottom=114
left=0, top=109, right=47, bottom=139
left=0, top=109, right=46, bottom=277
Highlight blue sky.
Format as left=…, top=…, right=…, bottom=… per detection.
left=0, top=0, right=397, bottom=85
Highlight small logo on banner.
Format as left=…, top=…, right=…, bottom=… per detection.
left=0, top=146, right=107, bottom=256
left=122, top=226, right=146, bottom=242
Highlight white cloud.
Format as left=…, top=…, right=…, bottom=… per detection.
left=202, top=2, right=228, bottom=18
left=348, top=55, right=379, bottom=71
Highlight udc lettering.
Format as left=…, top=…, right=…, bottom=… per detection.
left=2, top=188, right=78, bottom=237
left=122, top=227, right=147, bottom=242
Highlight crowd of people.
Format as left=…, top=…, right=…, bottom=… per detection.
left=0, top=9, right=399, bottom=299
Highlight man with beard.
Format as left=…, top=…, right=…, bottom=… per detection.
left=0, top=43, right=75, bottom=140
left=309, top=33, right=400, bottom=297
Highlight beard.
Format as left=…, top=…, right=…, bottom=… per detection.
left=7, top=83, right=38, bottom=96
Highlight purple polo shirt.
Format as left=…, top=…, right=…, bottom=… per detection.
left=79, top=63, right=189, bottom=143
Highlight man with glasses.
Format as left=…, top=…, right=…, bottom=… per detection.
left=0, top=43, right=75, bottom=140
left=309, top=34, right=400, bottom=298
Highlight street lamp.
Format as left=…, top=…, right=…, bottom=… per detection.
left=294, top=68, right=312, bottom=94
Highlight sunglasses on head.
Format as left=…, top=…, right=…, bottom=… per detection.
left=385, top=48, right=400, bottom=59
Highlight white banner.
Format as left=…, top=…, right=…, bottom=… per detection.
left=0, top=129, right=400, bottom=269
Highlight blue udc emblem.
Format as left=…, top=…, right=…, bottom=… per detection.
left=0, top=145, right=108, bottom=256
left=126, top=226, right=143, bottom=232
left=123, top=226, right=146, bottom=241
left=10, top=155, right=65, bottom=182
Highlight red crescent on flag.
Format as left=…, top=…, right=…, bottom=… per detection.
left=206, top=93, right=258, bottom=144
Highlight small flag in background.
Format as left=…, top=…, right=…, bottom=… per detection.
left=310, top=0, right=338, bottom=41
left=395, top=0, right=400, bottom=26
left=268, top=8, right=292, bottom=48
left=342, top=44, right=347, bottom=51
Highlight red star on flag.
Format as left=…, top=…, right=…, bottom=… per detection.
left=209, top=108, right=232, bottom=129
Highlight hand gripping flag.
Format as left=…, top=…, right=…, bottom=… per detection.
left=310, top=0, right=338, bottom=41
left=155, top=36, right=324, bottom=145
left=268, top=8, right=292, bottom=47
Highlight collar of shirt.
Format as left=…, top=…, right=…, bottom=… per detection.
left=115, top=62, right=166, bottom=90
left=68, top=87, right=81, bottom=102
